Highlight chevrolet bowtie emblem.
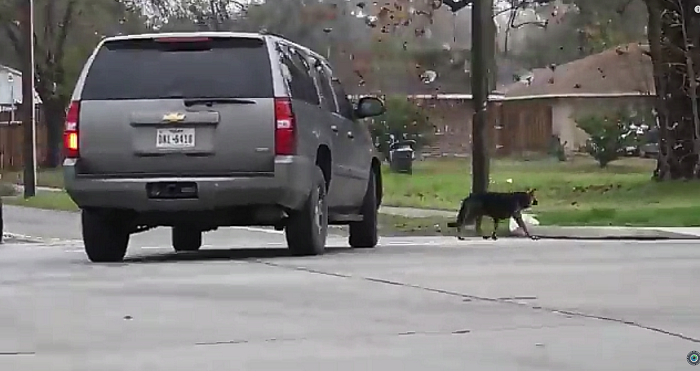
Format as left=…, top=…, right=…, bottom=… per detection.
left=162, top=112, right=185, bottom=123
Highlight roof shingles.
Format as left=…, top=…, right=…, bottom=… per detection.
left=505, top=43, right=654, bottom=97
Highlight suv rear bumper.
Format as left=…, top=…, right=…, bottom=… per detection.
left=64, top=156, right=314, bottom=212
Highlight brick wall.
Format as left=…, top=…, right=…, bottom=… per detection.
left=413, top=98, right=505, bottom=156
left=413, top=97, right=553, bottom=157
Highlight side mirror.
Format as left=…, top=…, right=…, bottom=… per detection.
left=355, top=96, right=385, bottom=118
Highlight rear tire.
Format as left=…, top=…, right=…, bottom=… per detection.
left=172, top=226, right=202, bottom=252
left=349, top=171, right=379, bottom=248
left=82, top=209, right=130, bottom=263
left=285, top=167, right=328, bottom=256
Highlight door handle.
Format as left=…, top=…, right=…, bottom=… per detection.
left=330, top=125, right=338, bottom=132
left=347, top=131, right=354, bottom=139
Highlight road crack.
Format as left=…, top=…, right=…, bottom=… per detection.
left=194, top=322, right=589, bottom=347
left=195, top=328, right=472, bottom=346
left=254, top=260, right=700, bottom=343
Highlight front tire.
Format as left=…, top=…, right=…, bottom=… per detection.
left=172, top=226, right=202, bottom=252
left=82, top=209, right=130, bottom=263
left=349, top=171, right=379, bottom=248
left=285, top=167, right=328, bottom=256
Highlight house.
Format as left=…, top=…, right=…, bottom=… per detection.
left=383, top=44, right=655, bottom=157
left=503, top=43, right=655, bottom=153
left=0, top=64, right=46, bottom=170
left=0, top=64, right=42, bottom=121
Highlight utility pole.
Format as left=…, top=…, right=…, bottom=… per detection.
left=20, top=0, right=36, bottom=198
left=442, top=0, right=491, bottom=193
left=470, top=0, right=490, bottom=195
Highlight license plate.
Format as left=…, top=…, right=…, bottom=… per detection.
left=156, top=128, right=195, bottom=148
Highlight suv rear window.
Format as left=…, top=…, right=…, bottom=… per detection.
left=81, top=37, right=273, bottom=100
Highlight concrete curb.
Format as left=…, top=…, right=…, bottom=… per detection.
left=535, top=234, right=700, bottom=240
left=12, top=184, right=63, bottom=193
left=380, top=206, right=700, bottom=240
left=530, top=226, right=700, bottom=239
left=380, top=206, right=455, bottom=218
left=7, top=189, right=700, bottom=240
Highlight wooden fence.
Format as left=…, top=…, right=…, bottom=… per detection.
left=420, top=97, right=554, bottom=157
left=0, top=110, right=48, bottom=171
left=496, top=100, right=553, bottom=156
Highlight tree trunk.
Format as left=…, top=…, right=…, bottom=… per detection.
left=487, top=16, right=497, bottom=91
left=645, top=0, right=670, bottom=180
left=657, top=0, right=700, bottom=179
left=42, top=98, right=65, bottom=168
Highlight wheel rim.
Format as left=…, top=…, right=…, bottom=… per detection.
left=314, top=186, right=325, bottom=232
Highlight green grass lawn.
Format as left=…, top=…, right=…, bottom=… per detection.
left=3, top=190, right=78, bottom=211
left=2, top=167, right=65, bottom=189
left=4, top=157, right=700, bottom=226
left=0, top=167, right=73, bottom=211
left=383, top=156, right=700, bottom=227
left=378, top=214, right=511, bottom=237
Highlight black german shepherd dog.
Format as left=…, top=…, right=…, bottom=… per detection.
left=447, top=190, right=539, bottom=240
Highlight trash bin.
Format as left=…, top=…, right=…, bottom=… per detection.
left=389, top=140, right=415, bottom=174
left=390, top=149, right=413, bottom=174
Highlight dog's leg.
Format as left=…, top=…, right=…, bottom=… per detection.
left=457, top=224, right=465, bottom=240
left=491, top=218, right=500, bottom=240
left=456, top=217, right=466, bottom=240
left=475, top=215, right=487, bottom=239
left=454, top=199, right=468, bottom=240
left=513, top=211, right=538, bottom=240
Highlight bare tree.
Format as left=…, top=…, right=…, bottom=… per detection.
left=645, top=0, right=700, bottom=180
left=0, top=0, right=146, bottom=167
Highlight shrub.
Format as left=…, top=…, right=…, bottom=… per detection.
left=0, top=182, right=17, bottom=197
left=575, top=110, right=636, bottom=167
left=547, top=135, right=567, bottom=162
left=368, top=95, right=433, bottom=158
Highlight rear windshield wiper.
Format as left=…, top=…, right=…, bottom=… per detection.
left=183, top=98, right=256, bottom=107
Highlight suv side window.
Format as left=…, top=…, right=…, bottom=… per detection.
left=277, top=43, right=320, bottom=105
left=310, top=58, right=337, bottom=113
left=331, top=78, right=354, bottom=120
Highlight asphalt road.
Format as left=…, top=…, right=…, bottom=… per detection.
left=0, top=206, right=698, bottom=370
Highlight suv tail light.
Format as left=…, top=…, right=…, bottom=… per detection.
left=64, top=101, right=80, bottom=158
left=274, top=98, right=296, bottom=155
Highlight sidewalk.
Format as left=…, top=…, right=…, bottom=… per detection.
left=379, top=206, right=700, bottom=239
left=12, top=185, right=63, bottom=193
left=380, top=206, right=454, bottom=218
left=9, top=188, right=700, bottom=239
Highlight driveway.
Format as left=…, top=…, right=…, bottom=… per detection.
left=0, top=206, right=697, bottom=370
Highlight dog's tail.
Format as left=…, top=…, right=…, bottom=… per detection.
left=447, top=196, right=477, bottom=227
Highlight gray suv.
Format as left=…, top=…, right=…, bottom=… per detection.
left=63, top=32, right=386, bottom=262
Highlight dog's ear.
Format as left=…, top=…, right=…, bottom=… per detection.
left=527, top=188, right=537, bottom=195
